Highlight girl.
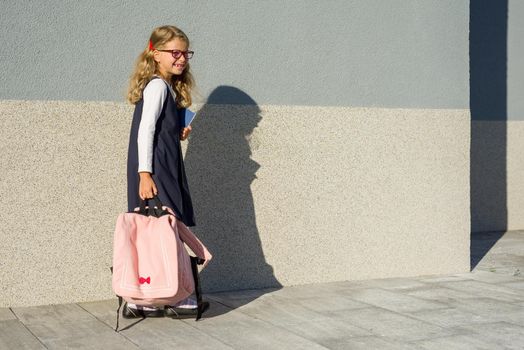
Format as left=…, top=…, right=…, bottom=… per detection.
left=124, top=25, right=201, bottom=318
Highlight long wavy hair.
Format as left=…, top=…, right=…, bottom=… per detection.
left=127, top=25, right=195, bottom=108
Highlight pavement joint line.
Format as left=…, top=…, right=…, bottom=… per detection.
left=75, top=302, right=142, bottom=347
left=186, top=295, right=333, bottom=350
left=6, top=307, right=16, bottom=319
left=434, top=297, right=524, bottom=328
left=179, top=313, right=240, bottom=350
left=209, top=289, right=451, bottom=345
left=204, top=296, right=235, bottom=310
left=346, top=286, right=452, bottom=313
left=435, top=278, right=524, bottom=296
left=223, top=309, right=332, bottom=350
left=233, top=303, right=368, bottom=348
left=344, top=303, right=456, bottom=340
left=186, top=297, right=263, bottom=349
left=9, top=307, right=49, bottom=349
left=403, top=329, right=478, bottom=346
left=183, top=325, right=237, bottom=350
left=328, top=286, right=475, bottom=338
left=79, top=297, right=236, bottom=349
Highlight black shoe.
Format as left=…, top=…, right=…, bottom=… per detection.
left=122, top=303, right=165, bottom=319
left=165, top=301, right=210, bottom=318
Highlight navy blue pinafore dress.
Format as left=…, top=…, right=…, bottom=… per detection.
left=127, top=77, right=195, bottom=227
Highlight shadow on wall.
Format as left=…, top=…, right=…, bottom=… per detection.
left=184, top=86, right=282, bottom=301
left=470, top=0, right=508, bottom=269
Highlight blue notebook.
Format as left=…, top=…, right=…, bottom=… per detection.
left=183, top=108, right=196, bottom=128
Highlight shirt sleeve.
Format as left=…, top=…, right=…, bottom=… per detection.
left=137, top=79, right=168, bottom=173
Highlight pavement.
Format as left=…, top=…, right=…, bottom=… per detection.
left=1, top=230, right=524, bottom=350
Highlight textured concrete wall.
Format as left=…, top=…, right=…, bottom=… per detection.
left=472, top=121, right=524, bottom=232
left=0, top=0, right=468, bottom=108
left=507, top=121, right=524, bottom=230
left=506, top=1, right=524, bottom=230
left=470, top=122, right=507, bottom=233
left=0, top=100, right=469, bottom=307
left=0, top=1, right=471, bottom=306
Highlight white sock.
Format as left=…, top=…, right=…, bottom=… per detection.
left=127, top=303, right=159, bottom=311
left=170, top=297, right=197, bottom=309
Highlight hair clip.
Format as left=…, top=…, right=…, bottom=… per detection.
left=148, top=40, right=155, bottom=51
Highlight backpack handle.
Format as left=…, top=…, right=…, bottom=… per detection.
left=138, top=195, right=168, bottom=217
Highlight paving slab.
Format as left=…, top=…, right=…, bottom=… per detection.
left=211, top=294, right=345, bottom=327
left=436, top=279, right=524, bottom=303
left=402, top=307, right=492, bottom=328
left=206, top=288, right=281, bottom=309
left=404, top=286, right=479, bottom=302
left=77, top=299, right=121, bottom=328
left=341, top=288, right=449, bottom=313
left=0, top=308, right=16, bottom=322
left=181, top=301, right=330, bottom=350
left=273, top=317, right=372, bottom=346
left=515, top=301, right=524, bottom=308
left=319, top=335, right=421, bottom=350
left=339, top=277, right=430, bottom=291
left=467, top=269, right=524, bottom=283
left=120, top=317, right=234, bottom=350
left=417, top=274, right=473, bottom=283
left=40, top=329, right=140, bottom=350
left=10, top=302, right=139, bottom=349
left=413, top=334, right=505, bottom=350
left=255, top=281, right=354, bottom=300
left=11, top=303, right=95, bottom=325
left=447, top=297, right=524, bottom=326
left=212, top=294, right=372, bottom=344
left=0, top=320, right=46, bottom=350
left=501, top=280, right=524, bottom=291
left=79, top=299, right=235, bottom=349
left=22, top=317, right=138, bottom=349
left=456, top=322, right=524, bottom=350
left=0, top=230, right=523, bottom=349
left=329, top=307, right=459, bottom=342
left=208, top=287, right=368, bottom=313
left=478, top=265, right=524, bottom=277
left=292, top=295, right=369, bottom=313
left=476, top=254, right=524, bottom=269
left=77, top=298, right=154, bottom=332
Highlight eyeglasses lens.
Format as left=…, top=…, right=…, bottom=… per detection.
left=172, top=51, right=194, bottom=59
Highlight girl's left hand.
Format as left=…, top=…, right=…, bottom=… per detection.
left=180, top=125, right=192, bottom=141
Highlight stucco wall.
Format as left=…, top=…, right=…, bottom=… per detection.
left=0, top=0, right=471, bottom=306
left=0, top=101, right=469, bottom=307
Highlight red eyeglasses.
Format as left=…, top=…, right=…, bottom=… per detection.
left=156, top=49, right=194, bottom=59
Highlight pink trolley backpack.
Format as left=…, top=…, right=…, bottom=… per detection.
left=111, top=196, right=212, bottom=331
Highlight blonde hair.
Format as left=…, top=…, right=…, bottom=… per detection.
left=127, top=25, right=195, bottom=108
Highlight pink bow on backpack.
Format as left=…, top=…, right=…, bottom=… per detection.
left=139, top=277, right=151, bottom=284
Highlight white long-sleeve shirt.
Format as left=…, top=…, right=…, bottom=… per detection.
left=137, top=77, right=177, bottom=173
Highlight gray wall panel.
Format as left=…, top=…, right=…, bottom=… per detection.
left=0, top=0, right=468, bottom=108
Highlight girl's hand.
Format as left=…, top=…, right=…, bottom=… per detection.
left=180, top=125, right=192, bottom=141
left=139, top=172, right=158, bottom=200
